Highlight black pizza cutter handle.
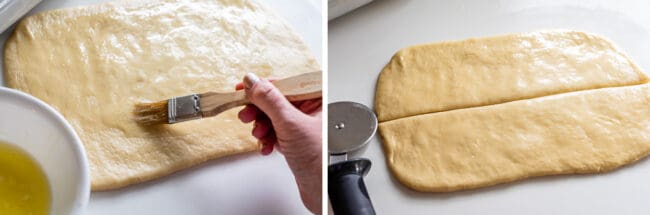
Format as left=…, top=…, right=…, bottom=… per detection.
left=328, top=158, right=376, bottom=215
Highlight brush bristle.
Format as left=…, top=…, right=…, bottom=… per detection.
left=133, top=100, right=169, bottom=125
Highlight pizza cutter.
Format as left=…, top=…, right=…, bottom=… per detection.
left=328, top=101, right=377, bottom=215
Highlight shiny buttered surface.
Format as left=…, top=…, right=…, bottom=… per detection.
left=4, top=0, right=319, bottom=190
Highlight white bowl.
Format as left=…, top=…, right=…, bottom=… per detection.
left=0, top=87, right=89, bottom=215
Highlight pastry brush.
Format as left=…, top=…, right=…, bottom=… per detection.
left=133, top=71, right=321, bottom=125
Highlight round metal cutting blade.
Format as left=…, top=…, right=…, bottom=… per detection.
left=328, top=101, right=378, bottom=155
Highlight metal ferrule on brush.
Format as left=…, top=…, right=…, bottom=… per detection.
left=168, top=94, right=202, bottom=123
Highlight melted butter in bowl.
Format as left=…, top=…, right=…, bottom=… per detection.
left=0, top=141, right=50, bottom=215
left=0, top=87, right=89, bottom=215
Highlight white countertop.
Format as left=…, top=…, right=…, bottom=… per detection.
left=0, top=0, right=321, bottom=214
left=329, top=0, right=650, bottom=214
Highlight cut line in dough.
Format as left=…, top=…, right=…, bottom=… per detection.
left=375, top=31, right=650, bottom=192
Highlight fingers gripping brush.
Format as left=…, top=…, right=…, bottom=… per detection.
left=133, top=72, right=322, bottom=125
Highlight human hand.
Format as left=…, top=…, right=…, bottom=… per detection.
left=236, top=73, right=322, bottom=214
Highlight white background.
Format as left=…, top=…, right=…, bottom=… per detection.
left=0, top=0, right=322, bottom=214
left=329, top=0, right=650, bottom=214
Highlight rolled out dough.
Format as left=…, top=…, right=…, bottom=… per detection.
left=380, top=84, right=650, bottom=192
left=375, top=31, right=648, bottom=122
left=4, top=0, right=319, bottom=190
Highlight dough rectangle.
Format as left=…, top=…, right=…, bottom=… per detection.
left=380, top=84, right=650, bottom=192
left=375, top=31, right=648, bottom=122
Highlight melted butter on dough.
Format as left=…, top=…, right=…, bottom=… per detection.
left=4, top=0, right=319, bottom=190
left=380, top=84, right=650, bottom=192
left=375, top=31, right=648, bottom=122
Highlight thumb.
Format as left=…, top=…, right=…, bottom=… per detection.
left=243, top=73, right=301, bottom=123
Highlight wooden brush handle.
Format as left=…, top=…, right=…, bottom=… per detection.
left=199, top=71, right=322, bottom=117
